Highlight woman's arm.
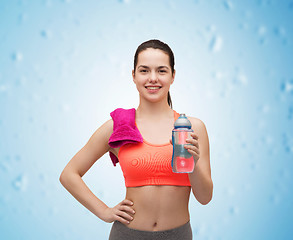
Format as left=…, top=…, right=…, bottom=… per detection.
left=59, top=119, right=135, bottom=224
left=185, top=117, right=213, bottom=205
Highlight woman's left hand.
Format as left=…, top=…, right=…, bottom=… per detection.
left=184, top=132, right=200, bottom=162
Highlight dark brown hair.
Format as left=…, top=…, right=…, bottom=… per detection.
left=133, top=39, right=174, bottom=109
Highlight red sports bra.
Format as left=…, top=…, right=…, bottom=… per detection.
left=118, top=111, right=191, bottom=187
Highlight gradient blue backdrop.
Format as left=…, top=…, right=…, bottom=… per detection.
left=1, top=0, right=292, bottom=239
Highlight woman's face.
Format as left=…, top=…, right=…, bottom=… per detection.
left=132, top=48, right=175, bottom=104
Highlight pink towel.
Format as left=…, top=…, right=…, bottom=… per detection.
left=108, top=108, right=143, bottom=166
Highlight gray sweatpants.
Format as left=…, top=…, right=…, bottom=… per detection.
left=109, top=220, right=193, bottom=240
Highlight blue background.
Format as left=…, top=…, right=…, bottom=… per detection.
left=1, top=0, right=293, bottom=239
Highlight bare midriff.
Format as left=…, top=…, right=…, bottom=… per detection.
left=124, top=185, right=191, bottom=231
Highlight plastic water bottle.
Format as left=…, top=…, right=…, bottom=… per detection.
left=171, top=114, right=195, bottom=173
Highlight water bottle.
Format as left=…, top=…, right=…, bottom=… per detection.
left=171, top=114, right=195, bottom=173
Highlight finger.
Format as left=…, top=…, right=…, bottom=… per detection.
left=186, top=138, right=199, bottom=148
left=190, top=132, right=199, bottom=140
left=114, top=215, right=131, bottom=224
left=119, top=205, right=136, bottom=214
left=185, top=145, right=200, bottom=155
left=117, top=210, right=134, bottom=222
left=121, top=199, right=134, bottom=206
left=187, top=149, right=200, bottom=160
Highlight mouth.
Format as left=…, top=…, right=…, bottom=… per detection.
left=145, top=86, right=162, bottom=90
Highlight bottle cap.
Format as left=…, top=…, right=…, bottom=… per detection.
left=174, top=114, right=192, bottom=129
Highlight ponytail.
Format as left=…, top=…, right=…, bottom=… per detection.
left=167, top=91, right=173, bottom=109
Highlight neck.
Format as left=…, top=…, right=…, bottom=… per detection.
left=136, top=97, right=173, bottom=119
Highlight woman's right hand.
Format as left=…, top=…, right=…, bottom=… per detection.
left=100, top=199, right=135, bottom=224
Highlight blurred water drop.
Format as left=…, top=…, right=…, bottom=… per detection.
left=32, top=93, right=42, bottom=102
left=49, top=206, right=59, bottom=216
left=263, top=135, right=273, bottom=145
left=45, top=0, right=53, bottom=7
left=280, top=79, right=293, bottom=94
left=118, top=0, right=131, bottom=3
left=229, top=206, right=239, bottom=215
left=209, top=35, right=223, bottom=52
left=269, top=194, right=280, bottom=205
left=259, top=104, right=270, bottom=114
left=206, top=24, right=216, bottom=33
left=223, top=0, right=233, bottom=10
left=28, top=115, right=35, bottom=124
left=39, top=173, right=47, bottom=182
left=212, top=71, right=223, bottom=79
left=239, top=22, right=249, bottom=30
left=234, top=73, right=248, bottom=86
left=0, top=162, right=9, bottom=171
left=11, top=52, right=23, bottom=62
left=15, top=155, right=21, bottom=161
left=279, top=169, right=290, bottom=179
left=40, top=29, right=52, bottom=39
left=12, top=174, right=29, bottom=192
left=226, top=187, right=235, bottom=196
left=18, top=13, right=28, bottom=24
left=0, top=84, right=9, bottom=92
left=257, top=25, right=267, bottom=45
left=15, top=76, right=27, bottom=86
left=274, top=26, right=286, bottom=37
left=258, top=25, right=267, bottom=35
left=250, top=162, right=257, bottom=171
left=258, top=0, right=272, bottom=6
left=282, top=133, right=293, bottom=153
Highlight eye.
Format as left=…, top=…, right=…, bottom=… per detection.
left=140, top=69, right=148, bottom=73
left=159, top=70, right=167, bottom=73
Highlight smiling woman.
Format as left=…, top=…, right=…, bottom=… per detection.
left=132, top=47, right=175, bottom=105
left=59, top=39, right=213, bottom=240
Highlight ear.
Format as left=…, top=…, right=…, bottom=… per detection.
left=171, top=69, right=176, bottom=85
left=132, top=70, right=136, bottom=84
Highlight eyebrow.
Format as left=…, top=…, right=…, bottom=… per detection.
left=137, top=65, right=169, bottom=69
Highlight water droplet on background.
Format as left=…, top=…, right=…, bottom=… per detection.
left=259, top=104, right=270, bottom=114
left=40, top=29, right=52, bottom=39
left=209, top=35, right=223, bottom=52
left=0, top=84, right=9, bottom=92
left=234, top=72, right=248, bottom=86
left=274, top=26, right=286, bottom=37
left=229, top=206, right=239, bottom=215
left=257, top=25, right=267, bottom=44
left=15, top=155, right=21, bottom=161
left=11, top=52, right=23, bottom=62
left=239, top=22, right=249, bottom=30
left=49, top=206, right=59, bottom=216
left=223, top=0, right=233, bottom=10
left=118, top=0, right=131, bottom=4
left=269, top=194, right=281, bottom=205
left=280, top=79, right=293, bottom=94
left=15, top=76, right=27, bottom=86
left=282, top=133, right=293, bottom=153
left=12, top=174, right=29, bottom=192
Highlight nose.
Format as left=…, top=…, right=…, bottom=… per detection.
left=149, top=70, right=158, bottom=83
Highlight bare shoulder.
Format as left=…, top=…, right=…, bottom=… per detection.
left=188, top=116, right=207, bottom=131
left=90, top=118, right=113, bottom=143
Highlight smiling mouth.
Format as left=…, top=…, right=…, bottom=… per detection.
left=145, top=86, right=162, bottom=90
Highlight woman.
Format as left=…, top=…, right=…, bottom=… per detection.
left=59, top=39, right=213, bottom=239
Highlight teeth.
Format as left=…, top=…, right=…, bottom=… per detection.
left=147, top=87, right=160, bottom=90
